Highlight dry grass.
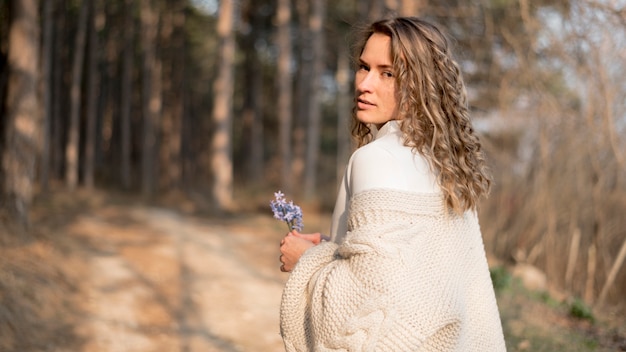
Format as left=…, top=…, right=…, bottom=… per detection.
left=0, top=190, right=625, bottom=351
left=0, top=208, right=86, bottom=350
left=497, top=277, right=626, bottom=351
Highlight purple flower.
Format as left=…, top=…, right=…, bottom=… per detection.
left=270, top=191, right=304, bottom=231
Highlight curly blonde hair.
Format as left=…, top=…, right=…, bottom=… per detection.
left=351, top=17, right=492, bottom=213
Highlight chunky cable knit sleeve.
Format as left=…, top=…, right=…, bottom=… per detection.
left=279, top=189, right=506, bottom=352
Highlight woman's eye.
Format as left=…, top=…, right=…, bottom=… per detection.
left=382, top=71, right=393, bottom=78
left=359, top=64, right=369, bottom=71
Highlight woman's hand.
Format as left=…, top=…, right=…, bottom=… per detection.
left=292, top=231, right=325, bottom=245
left=279, top=231, right=322, bottom=272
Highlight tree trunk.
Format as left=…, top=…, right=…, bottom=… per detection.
left=211, top=0, right=238, bottom=210
left=399, top=0, right=423, bottom=16
left=169, top=2, right=185, bottom=190
left=39, top=0, right=54, bottom=191
left=597, top=237, right=626, bottom=306
left=120, top=0, right=135, bottom=190
left=359, top=0, right=385, bottom=22
left=382, top=0, right=422, bottom=16
left=335, top=43, right=351, bottom=187
left=241, top=5, right=264, bottom=187
left=51, top=0, right=65, bottom=181
left=304, top=0, right=325, bottom=199
left=140, top=0, right=162, bottom=197
left=2, top=0, right=41, bottom=227
left=65, top=0, right=91, bottom=190
left=248, top=70, right=264, bottom=184
left=159, top=0, right=185, bottom=192
left=276, top=0, right=293, bottom=194
left=291, top=0, right=310, bottom=195
left=84, top=0, right=102, bottom=189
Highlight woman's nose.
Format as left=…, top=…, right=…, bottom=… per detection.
left=356, top=72, right=374, bottom=93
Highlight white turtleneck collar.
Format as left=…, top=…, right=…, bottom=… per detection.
left=374, top=120, right=402, bottom=141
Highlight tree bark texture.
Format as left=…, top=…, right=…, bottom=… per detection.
left=159, top=0, right=185, bottom=191
left=335, top=43, right=351, bottom=187
left=303, top=0, right=326, bottom=199
left=241, top=5, right=264, bottom=186
left=2, top=0, right=41, bottom=227
left=276, top=0, right=294, bottom=194
left=291, top=0, right=311, bottom=193
left=65, top=0, right=91, bottom=190
left=211, top=0, right=238, bottom=210
left=84, top=0, right=102, bottom=189
left=120, top=0, right=135, bottom=190
left=140, top=0, right=162, bottom=197
left=39, top=0, right=54, bottom=191
left=50, top=0, right=65, bottom=181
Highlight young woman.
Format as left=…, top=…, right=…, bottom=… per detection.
left=279, top=17, right=506, bottom=351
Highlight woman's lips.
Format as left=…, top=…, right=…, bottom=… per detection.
left=357, top=98, right=375, bottom=110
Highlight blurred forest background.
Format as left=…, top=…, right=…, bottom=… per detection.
left=1, top=0, right=625, bottom=339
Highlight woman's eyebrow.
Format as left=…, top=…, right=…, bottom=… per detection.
left=359, top=58, right=392, bottom=70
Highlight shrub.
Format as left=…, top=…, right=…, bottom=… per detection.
left=490, top=266, right=512, bottom=292
left=569, top=298, right=595, bottom=323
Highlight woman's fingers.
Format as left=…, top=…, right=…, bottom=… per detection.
left=292, top=232, right=322, bottom=244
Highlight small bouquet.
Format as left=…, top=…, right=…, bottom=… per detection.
left=270, top=191, right=304, bottom=231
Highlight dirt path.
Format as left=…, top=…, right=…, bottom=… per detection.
left=69, top=204, right=298, bottom=351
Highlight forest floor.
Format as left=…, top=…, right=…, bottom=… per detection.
left=1, top=189, right=625, bottom=352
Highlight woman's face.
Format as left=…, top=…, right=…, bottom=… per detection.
left=355, top=33, right=398, bottom=129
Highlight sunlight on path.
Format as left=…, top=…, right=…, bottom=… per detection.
left=81, top=256, right=157, bottom=351
left=76, top=206, right=286, bottom=351
left=139, top=208, right=286, bottom=351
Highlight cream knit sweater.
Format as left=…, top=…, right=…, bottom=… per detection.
left=280, top=122, right=506, bottom=351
